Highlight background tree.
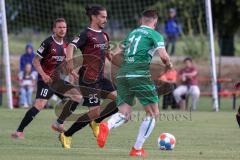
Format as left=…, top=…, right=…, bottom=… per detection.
left=212, top=0, right=240, bottom=56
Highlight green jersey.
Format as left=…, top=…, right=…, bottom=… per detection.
left=117, top=25, right=165, bottom=78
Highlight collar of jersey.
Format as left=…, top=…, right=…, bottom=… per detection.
left=87, top=27, right=102, bottom=33
left=52, top=35, right=63, bottom=45
left=140, top=25, right=153, bottom=30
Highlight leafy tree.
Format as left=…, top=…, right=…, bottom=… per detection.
left=212, top=0, right=240, bottom=56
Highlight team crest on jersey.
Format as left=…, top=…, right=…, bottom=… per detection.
left=72, top=37, right=80, bottom=43
left=37, top=46, right=44, bottom=53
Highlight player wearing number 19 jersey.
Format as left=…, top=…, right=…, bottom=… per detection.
left=97, top=10, right=172, bottom=157
left=11, top=18, right=82, bottom=139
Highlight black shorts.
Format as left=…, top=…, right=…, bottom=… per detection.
left=36, top=79, right=75, bottom=100
left=79, top=78, right=116, bottom=107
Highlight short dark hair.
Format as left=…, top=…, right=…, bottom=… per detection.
left=53, top=18, right=66, bottom=28
left=141, top=9, right=158, bottom=19
left=183, top=57, right=193, bottom=62
left=85, top=4, right=106, bottom=20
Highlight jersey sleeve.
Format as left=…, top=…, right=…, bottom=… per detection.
left=36, top=39, right=50, bottom=58
left=152, top=31, right=165, bottom=49
left=70, top=31, right=87, bottom=49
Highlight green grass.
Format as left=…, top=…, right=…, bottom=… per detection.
left=0, top=102, right=239, bottom=160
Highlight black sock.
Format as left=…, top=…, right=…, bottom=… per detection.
left=95, top=101, right=118, bottom=123
left=56, top=100, right=79, bottom=124
left=64, top=113, right=91, bottom=137
left=236, top=106, right=240, bottom=127
left=17, top=107, right=39, bottom=132
left=236, top=115, right=240, bottom=127
left=64, top=102, right=118, bottom=137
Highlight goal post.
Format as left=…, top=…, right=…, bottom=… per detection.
left=205, top=0, right=219, bottom=112
left=1, top=0, right=13, bottom=109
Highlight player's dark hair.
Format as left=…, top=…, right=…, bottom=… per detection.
left=141, top=9, right=158, bottom=19
left=183, top=57, right=193, bottom=63
left=53, top=18, right=66, bottom=28
left=85, top=4, right=106, bottom=20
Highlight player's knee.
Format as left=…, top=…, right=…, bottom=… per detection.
left=153, top=110, right=160, bottom=118
left=34, top=100, right=46, bottom=110
left=145, top=109, right=154, bottom=117
left=70, top=94, right=82, bottom=103
left=88, top=107, right=101, bottom=120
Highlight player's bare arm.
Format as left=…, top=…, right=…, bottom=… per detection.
left=109, top=47, right=124, bottom=67
left=65, top=44, right=78, bottom=80
left=32, top=55, right=52, bottom=84
left=65, top=44, right=74, bottom=72
left=157, top=48, right=172, bottom=70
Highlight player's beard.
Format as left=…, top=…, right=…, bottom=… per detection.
left=56, top=33, right=66, bottom=39
left=99, top=23, right=106, bottom=29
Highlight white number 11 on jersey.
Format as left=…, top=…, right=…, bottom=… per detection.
left=127, top=35, right=142, bottom=57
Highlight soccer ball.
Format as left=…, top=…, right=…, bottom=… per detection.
left=157, top=133, right=176, bottom=150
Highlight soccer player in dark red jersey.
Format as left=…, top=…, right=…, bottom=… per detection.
left=11, top=18, right=82, bottom=139
left=58, top=5, right=118, bottom=149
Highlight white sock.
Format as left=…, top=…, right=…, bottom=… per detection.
left=107, top=112, right=126, bottom=130
left=134, top=117, right=156, bottom=150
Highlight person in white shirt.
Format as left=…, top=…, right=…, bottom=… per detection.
left=19, top=63, right=36, bottom=108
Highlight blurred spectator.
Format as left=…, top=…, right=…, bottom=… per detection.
left=159, top=69, right=178, bottom=110
left=20, top=43, right=37, bottom=76
left=173, top=58, right=200, bottom=110
left=18, top=63, right=36, bottom=108
left=164, top=8, right=181, bottom=55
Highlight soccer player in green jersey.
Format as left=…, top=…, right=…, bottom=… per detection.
left=97, top=10, right=172, bottom=157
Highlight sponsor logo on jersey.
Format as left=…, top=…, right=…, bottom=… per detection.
left=94, top=43, right=107, bottom=49
left=52, top=56, right=65, bottom=62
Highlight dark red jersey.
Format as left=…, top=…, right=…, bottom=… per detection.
left=36, top=35, right=67, bottom=80
left=70, top=27, right=109, bottom=81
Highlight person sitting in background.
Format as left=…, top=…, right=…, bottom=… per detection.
left=20, top=43, right=37, bottom=76
left=164, top=8, right=181, bottom=55
left=173, top=58, right=200, bottom=111
left=19, top=63, right=36, bottom=108
left=158, top=68, right=178, bottom=110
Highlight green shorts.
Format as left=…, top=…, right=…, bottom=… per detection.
left=116, top=76, right=159, bottom=106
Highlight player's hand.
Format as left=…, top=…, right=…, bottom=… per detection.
left=66, top=59, right=74, bottom=74
left=70, top=70, right=79, bottom=81
left=42, top=74, right=52, bottom=85
left=165, top=62, right=173, bottom=71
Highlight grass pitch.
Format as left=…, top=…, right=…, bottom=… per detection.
left=0, top=105, right=239, bottom=160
